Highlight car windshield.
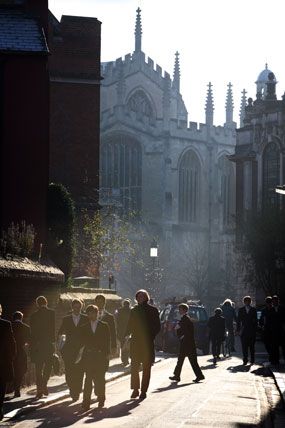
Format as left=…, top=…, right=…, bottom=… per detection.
left=169, top=306, right=208, bottom=322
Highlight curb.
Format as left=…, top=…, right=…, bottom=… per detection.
left=3, top=357, right=163, bottom=423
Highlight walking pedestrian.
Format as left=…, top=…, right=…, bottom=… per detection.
left=80, top=305, right=110, bottom=410
left=207, top=308, right=225, bottom=364
left=94, top=294, right=117, bottom=354
left=270, top=295, right=285, bottom=365
left=126, top=289, right=160, bottom=400
left=58, top=299, right=88, bottom=401
left=116, top=299, right=131, bottom=366
left=12, top=311, right=31, bottom=398
left=30, top=296, right=55, bottom=398
left=237, top=296, right=257, bottom=365
left=0, top=304, right=16, bottom=420
left=169, top=303, right=205, bottom=383
left=221, top=298, right=237, bottom=351
left=259, top=296, right=274, bottom=363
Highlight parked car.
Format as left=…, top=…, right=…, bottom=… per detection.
left=155, top=301, right=210, bottom=355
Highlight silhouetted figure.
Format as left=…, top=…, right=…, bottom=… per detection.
left=95, top=294, right=117, bottom=354
left=221, top=298, right=237, bottom=351
left=116, top=299, right=131, bottom=366
left=58, top=299, right=88, bottom=401
left=126, top=289, right=160, bottom=400
left=169, top=303, right=204, bottom=383
left=30, top=296, right=55, bottom=398
left=271, top=295, right=285, bottom=365
left=259, top=296, right=274, bottom=363
left=80, top=305, right=110, bottom=410
left=237, top=296, right=257, bottom=365
left=0, top=304, right=16, bottom=420
left=208, top=308, right=226, bottom=364
left=12, top=311, right=31, bottom=397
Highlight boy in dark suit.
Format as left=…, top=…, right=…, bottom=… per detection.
left=169, top=303, right=204, bottom=383
left=0, top=304, right=16, bottom=420
left=237, top=296, right=257, bottom=365
left=94, top=294, right=117, bottom=354
left=12, top=311, right=31, bottom=397
left=80, top=305, right=110, bottom=410
left=30, top=296, right=55, bottom=398
left=207, top=308, right=226, bottom=364
left=58, top=299, right=88, bottom=401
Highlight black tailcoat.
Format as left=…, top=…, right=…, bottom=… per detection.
left=12, top=321, right=31, bottom=375
left=30, top=307, right=55, bottom=362
left=80, top=321, right=110, bottom=372
left=0, top=318, right=16, bottom=381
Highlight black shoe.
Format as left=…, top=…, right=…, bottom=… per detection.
left=82, top=401, right=90, bottom=411
left=139, top=392, right=147, bottom=400
left=131, top=389, right=139, bottom=398
left=13, top=390, right=21, bottom=398
left=193, top=375, right=205, bottom=383
left=71, top=394, right=79, bottom=402
left=98, top=399, right=105, bottom=408
left=250, top=360, right=255, bottom=365
left=213, top=358, right=217, bottom=364
left=243, top=359, right=248, bottom=365
left=42, top=386, right=48, bottom=396
left=169, top=376, right=180, bottom=382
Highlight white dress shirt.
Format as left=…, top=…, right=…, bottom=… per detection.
left=91, top=320, right=98, bottom=334
left=72, top=313, right=80, bottom=327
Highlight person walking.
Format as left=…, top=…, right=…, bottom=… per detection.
left=207, top=308, right=226, bottom=364
left=221, top=298, right=237, bottom=352
left=0, top=304, right=16, bottom=420
left=30, top=296, right=55, bottom=398
left=126, top=289, right=160, bottom=400
left=270, top=295, right=285, bottom=365
left=12, top=311, right=31, bottom=398
left=237, top=296, right=257, bottom=365
left=169, top=303, right=205, bottom=383
left=94, top=294, right=117, bottom=355
left=116, top=299, right=131, bottom=366
left=259, top=296, right=274, bottom=364
left=80, top=305, right=110, bottom=410
left=58, top=299, right=88, bottom=401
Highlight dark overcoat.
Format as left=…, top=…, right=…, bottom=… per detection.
left=176, top=314, right=197, bottom=354
left=207, top=315, right=226, bottom=341
left=100, top=311, right=117, bottom=350
left=237, top=306, right=257, bottom=338
left=30, top=306, right=55, bottom=362
left=126, top=302, right=160, bottom=364
left=12, top=321, right=31, bottom=375
left=0, top=318, right=16, bottom=381
left=58, top=313, right=88, bottom=362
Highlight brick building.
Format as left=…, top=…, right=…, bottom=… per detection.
left=0, top=0, right=50, bottom=245
left=49, top=13, right=101, bottom=212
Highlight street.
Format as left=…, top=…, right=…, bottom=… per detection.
left=10, top=350, right=280, bottom=428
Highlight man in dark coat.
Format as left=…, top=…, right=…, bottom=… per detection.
left=237, top=296, right=257, bottom=365
left=30, top=296, right=55, bottom=398
left=169, top=303, right=205, bottom=382
left=116, top=299, right=131, bottom=366
left=80, top=305, right=110, bottom=410
left=0, top=304, right=16, bottom=420
left=221, top=299, right=237, bottom=351
left=12, top=311, right=31, bottom=397
left=126, top=289, right=160, bottom=400
left=58, top=299, right=88, bottom=401
left=270, top=295, right=285, bottom=365
left=94, top=294, right=117, bottom=354
left=207, top=308, right=226, bottom=364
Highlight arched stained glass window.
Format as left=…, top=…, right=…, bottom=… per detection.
left=100, top=135, right=142, bottom=215
left=127, top=90, right=154, bottom=118
left=179, top=151, right=200, bottom=223
left=262, top=143, right=280, bottom=206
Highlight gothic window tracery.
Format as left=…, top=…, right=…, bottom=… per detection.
left=100, top=135, right=142, bottom=215
left=179, top=151, right=200, bottom=223
left=127, top=89, right=154, bottom=118
left=262, top=142, right=280, bottom=206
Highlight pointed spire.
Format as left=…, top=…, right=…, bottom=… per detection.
left=205, top=82, right=214, bottom=126
left=173, top=51, right=180, bottom=92
left=239, top=89, right=247, bottom=127
left=135, top=7, right=142, bottom=52
left=225, top=82, right=234, bottom=125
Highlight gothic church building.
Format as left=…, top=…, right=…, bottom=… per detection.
left=100, top=9, right=237, bottom=305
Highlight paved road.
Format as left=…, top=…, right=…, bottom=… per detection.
left=12, top=352, right=278, bottom=428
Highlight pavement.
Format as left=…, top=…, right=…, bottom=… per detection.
left=2, top=355, right=154, bottom=423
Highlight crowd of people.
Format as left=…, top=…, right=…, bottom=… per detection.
left=1, top=291, right=285, bottom=420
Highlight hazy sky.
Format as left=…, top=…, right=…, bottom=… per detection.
left=49, top=0, right=285, bottom=126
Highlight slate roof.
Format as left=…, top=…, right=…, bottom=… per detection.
left=0, top=8, right=49, bottom=54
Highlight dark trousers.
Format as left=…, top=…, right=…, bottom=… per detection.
left=13, top=351, right=27, bottom=393
left=83, top=366, right=105, bottom=404
left=226, top=324, right=235, bottom=350
left=64, top=359, right=84, bottom=398
left=0, top=379, right=6, bottom=414
left=271, top=336, right=285, bottom=364
left=131, top=360, right=152, bottom=392
left=35, top=354, right=53, bottom=392
left=211, top=338, right=223, bottom=357
left=240, top=335, right=255, bottom=363
left=119, top=339, right=130, bottom=365
left=174, top=351, right=203, bottom=379
left=263, top=331, right=273, bottom=363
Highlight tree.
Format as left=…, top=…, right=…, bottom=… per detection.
left=241, top=207, right=285, bottom=296
left=47, top=183, right=75, bottom=281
